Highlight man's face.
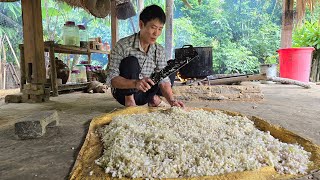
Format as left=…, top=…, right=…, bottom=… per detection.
left=139, top=19, right=164, bottom=45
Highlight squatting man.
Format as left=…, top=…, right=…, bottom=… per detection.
left=106, top=5, right=184, bottom=107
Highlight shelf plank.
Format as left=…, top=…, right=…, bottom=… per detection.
left=58, top=83, right=88, bottom=91
left=43, top=41, right=110, bottom=55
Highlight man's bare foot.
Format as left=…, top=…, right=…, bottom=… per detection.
left=148, top=95, right=162, bottom=107
left=125, top=95, right=136, bottom=107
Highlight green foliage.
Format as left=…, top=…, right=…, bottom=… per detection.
left=0, top=2, right=22, bottom=65
left=213, top=41, right=259, bottom=74
left=242, top=23, right=281, bottom=64
left=173, top=0, right=282, bottom=74
left=173, top=17, right=214, bottom=48
left=293, top=21, right=320, bottom=50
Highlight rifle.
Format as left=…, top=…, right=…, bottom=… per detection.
left=150, top=45, right=199, bottom=84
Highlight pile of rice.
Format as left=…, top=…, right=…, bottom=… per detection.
left=95, top=108, right=312, bottom=179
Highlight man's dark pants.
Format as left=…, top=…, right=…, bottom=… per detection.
left=112, top=56, right=175, bottom=106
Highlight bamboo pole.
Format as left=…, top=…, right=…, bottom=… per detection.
left=2, top=42, right=6, bottom=89
left=4, top=34, right=20, bottom=69
left=137, top=0, right=144, bottom=30
left=0, top=36, right=2, bottom=89
left=165, top=0, right=174, bottom=60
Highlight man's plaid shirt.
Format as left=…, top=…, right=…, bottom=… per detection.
left=106, top=33, right=170, bottom=87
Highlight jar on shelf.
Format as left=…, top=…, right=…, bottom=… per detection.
left=78, top=25, right=88, bottom=48
left=63, top=21, right=80, bottom=46
left=70, top=69, right=80, bottom=84
left=76, top=64, right=88, bottom=83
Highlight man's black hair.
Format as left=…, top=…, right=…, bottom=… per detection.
left=139, top=5, right=166, bottom=25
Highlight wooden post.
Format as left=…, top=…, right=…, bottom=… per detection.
left=19, top=45, right=25, bottom=92
left=21, top=0, right=46, bottom=84
left=280, top=0, right=294, bottom=48
left=111, top=0, right=119, bottom=48
left=49, top=42, right=58, bottom=96
left=137, top=0, right=144, bottom=30
left=165, top=0, right=174, bottom=60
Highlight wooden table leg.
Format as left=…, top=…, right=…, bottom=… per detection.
left=88, top=53, right=91, bottom=65
left=49, top=45, right=58, bottom=96
left=19, top=45, right=26, bottom=92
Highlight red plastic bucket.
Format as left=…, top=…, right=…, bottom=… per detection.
left=277, top=47, right=315, bottom=82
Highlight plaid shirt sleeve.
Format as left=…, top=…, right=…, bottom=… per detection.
left=106, top=41, right=126, bottom=87
left=157, top=45, right=171, bottom=84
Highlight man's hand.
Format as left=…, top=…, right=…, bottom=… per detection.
left=135, top=77, right=155, bottom=92
left=168, top=99, right=185, bottom=107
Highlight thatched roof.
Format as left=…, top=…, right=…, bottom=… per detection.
left=0, top=0, right=319, bottom=21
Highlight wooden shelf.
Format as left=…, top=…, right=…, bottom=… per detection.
left=58, top=83, right=89, bottom=91
left=19, top=40, right=109, bottom=97
left=44, top=41, right=110, bottom=55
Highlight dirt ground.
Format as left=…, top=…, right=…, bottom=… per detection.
left=0, top=83, right=319, bottom=180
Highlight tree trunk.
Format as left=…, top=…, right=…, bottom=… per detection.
left=280, top=0, right=294, bottom=48
left=165, top=0, right=173, bottom=60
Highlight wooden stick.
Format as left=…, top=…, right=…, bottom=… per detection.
left=4, top=34, right=20, bottom=69
left=267, top=77, right=311, bottom=89
left=208, top=74, right=267, bottom=85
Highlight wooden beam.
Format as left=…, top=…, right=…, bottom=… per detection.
left=280, top=0, right=294, bottom=48
left=111, top=0, right=119, bottom=48
left=21, top=0, right=46, bottom=84
left=165, top=0, right=174, bottom=60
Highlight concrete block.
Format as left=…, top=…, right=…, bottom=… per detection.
left=14, top=110, right=59, bottom=139
left=22, top=89, right=44, bottom=95
left=5, top=94, right=23, bottom=103
left=23, top=84, right=31, bottom=90
left=21, top=93, right=50, bottom=103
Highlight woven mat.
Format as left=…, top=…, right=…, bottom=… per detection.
left=69, top=107, right=320, bottom=180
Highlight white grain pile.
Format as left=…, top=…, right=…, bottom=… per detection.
left=95, top=108, right=312, bottom=179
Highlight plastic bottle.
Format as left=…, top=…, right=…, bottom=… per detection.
left=63, top=21, right=79, bottom=46
left=78, top=25, right=88, bottom=48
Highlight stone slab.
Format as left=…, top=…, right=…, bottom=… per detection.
left=5, top=94, right=23, bottom=103
left=14, top=110, right=59, bottom=139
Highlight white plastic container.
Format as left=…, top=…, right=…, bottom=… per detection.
left=260, top=64, right=277, bottom=84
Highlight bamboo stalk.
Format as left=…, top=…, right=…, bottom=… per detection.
left=2, top=42, right=6, bottom=89
left=0, top=36, right=2, bottom=89
left=4, top=34, right=20, bottom=69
